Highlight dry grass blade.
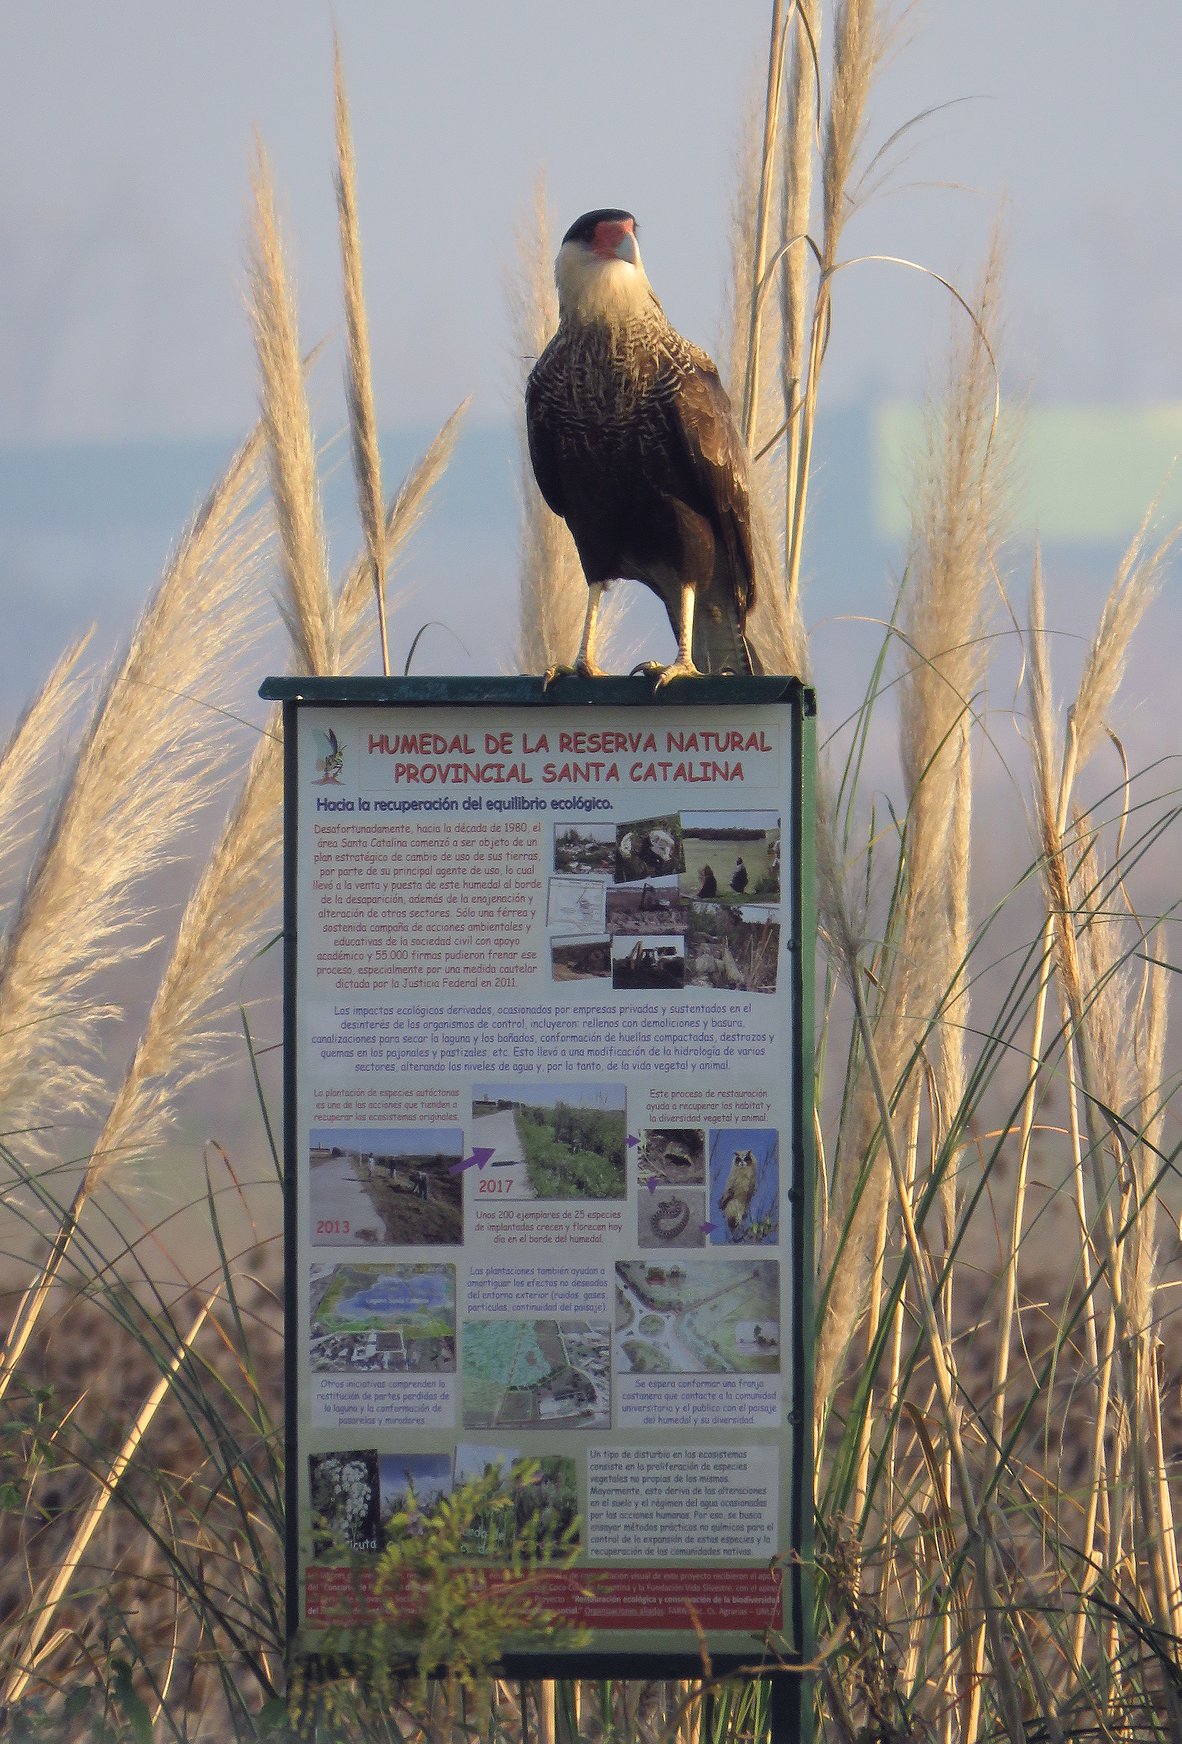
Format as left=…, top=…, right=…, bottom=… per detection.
left=0, top=425, right=268, bottom=1136
left=0, top=634, right=92, bottom=925
left=511, top=178, right=588, bottom=676
left=897, top=228, right=1006, bottom=954
left=938, top=723, right=972, bottom=1156
left=1027, top=546, right=1056, bottom=818
left=247, top=143, right=337, bottom=677
left=739, top=0, right=790, bottom=450
left=811, top=782, right=870, bottom=1325
left=821, top=0, right=883, bottom=272
left=1071, top=503, right=1180, bottom=768
left=781, top=0, right=818, bottom=584
left=723, top=72, right=811, bottom=680
left=747, top=494, right=811, bottom=678
left=724, top=73, right=787, bottom=462
left=334, top=36, right=389, bottom=675
left=785, top=0, right=888, bottom=613
left=337, top=398, right=469, bottom=671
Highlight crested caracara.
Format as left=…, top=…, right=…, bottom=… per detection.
left=527, top=209, right=758, bottom=684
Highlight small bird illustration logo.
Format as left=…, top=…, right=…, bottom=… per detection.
left=313, top=728, right=345, bottom=785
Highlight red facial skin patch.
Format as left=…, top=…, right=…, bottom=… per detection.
left=593, top=216, right=635, bottom=258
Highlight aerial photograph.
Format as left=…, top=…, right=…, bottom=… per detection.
left=461, top=1319, right=611, bottom=1430
left=615, top=1259, right=781, bottom=1373
left=308, top=1262, right=456, bottom=1373
left=546, top=876, right=607, bottom=933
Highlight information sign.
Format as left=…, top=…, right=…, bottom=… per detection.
left=266, top=675, right=814, bottom=1696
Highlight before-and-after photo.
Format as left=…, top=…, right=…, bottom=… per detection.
left=306, top=1107, right=781, bottom=1249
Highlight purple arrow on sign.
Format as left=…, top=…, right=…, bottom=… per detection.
left=450, top=1148, right=495, bottom=1175
left=700, top=1220, right=719, bottom=1235
left=645, top=1175, right=662, bottom=1195
left=626, top=1134, right=640, bottom=1148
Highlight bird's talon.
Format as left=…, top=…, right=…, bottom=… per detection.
left=652, top=659, right=703, bottom=690
left=543, top=658, right=609, bottom=690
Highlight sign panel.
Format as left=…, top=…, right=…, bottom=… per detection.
left=272, top=676, right=813, bottom=1677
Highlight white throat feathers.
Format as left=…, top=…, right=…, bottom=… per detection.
left=554, top=238, right=658, bottom=330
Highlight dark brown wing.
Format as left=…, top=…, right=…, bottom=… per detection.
left=660, top=348, right=756, bottom=621
left=525, top=349, right=566, bottom=519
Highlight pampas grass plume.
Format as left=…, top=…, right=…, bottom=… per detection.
left=334, top=38, right=390, bottom=675
left=247, top=144, right=338, bottom=677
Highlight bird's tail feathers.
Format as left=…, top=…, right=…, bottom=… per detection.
left=692, top=597, right=761, bottom=676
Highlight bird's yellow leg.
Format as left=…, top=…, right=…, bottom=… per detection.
left=544, top=582, right=608, bottom=685
left=576, top=582, right=608, bottom=676
left=652, top=583, right=702, bottom=687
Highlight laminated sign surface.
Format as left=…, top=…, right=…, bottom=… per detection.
left=271, top=675, right=814, bottom=1678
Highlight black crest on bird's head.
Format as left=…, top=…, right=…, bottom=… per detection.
left=562, top=208, right=637, bottom=246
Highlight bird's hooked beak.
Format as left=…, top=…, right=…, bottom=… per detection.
left=591, top=215, right=640, bottom=267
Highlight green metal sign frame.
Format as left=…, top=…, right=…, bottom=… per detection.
left=264, top=673, right=816, bottom=1738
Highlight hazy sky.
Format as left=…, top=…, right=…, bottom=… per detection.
left=3, top=2, right=1181, bottom=445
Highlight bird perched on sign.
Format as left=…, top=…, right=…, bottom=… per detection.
left=526, top=209, right=758, bottom=684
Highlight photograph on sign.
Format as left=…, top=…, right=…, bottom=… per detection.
left=287, top=693, right=805, bottom=1661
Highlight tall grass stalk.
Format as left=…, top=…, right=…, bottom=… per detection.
left=738, top=0, right=790, bottom=452
left=338, top=399, right=470, bottom=674
left=334, top=38, right=391, bottom=675
left=817, top=236, right=1006, bottom=1438
left=247, top=145, right=338, bottom=677
left=510, top=179, right=589, bottom=676
left=723, top=42, right=809, bottom=681
left=780, top=0, right=818, bottom=599
left=785, top=0, right=884, bottom=609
